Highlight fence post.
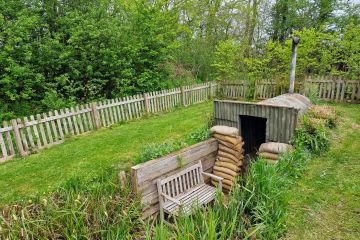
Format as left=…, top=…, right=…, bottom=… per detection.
left=208, top=82, right=213, bottom=99
left=11, top=119, right=27, bottom=157
left=253, top=80, right=258, bottom=100
left=90, top=103, right=101, bottom=129
left=181, top=86, right=186, bottom=106
left=143, top=93, right=150, bottom=114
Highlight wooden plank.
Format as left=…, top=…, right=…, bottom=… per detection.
left=114, top=99, right=122, bottom=122
left=119, top=98, right=127, bottom=121
left=70, top=107, right=79, bottom=135
left=54, top=110, right=64, bottom=140
left=111, top=99, right=118, bottom=124
left=3, top=121, right=15, bottom=155
left=24, top=117, right=35, bottom=149
left=49, top=112, right=59, bottom=143
left=11, top=119, right=26, bottom=156
left=103, top=100, right=110, bottom=126
left=65, top=108, right=74, bottom=135
left=60, top=109, right=69, bottom=135
left=75, top=106, right=84, bottom=134
left=351, top=82, right=356, bottom=101
left=80, top=105, right=89, bottom=132
left=37, top=114, right=48, bottom=146
left=340, top=79, right=346, bottom=102
left=133, top=139, right=218, bottom=192
left=126, top=96, right=133, bottom=120
left=43, top=113, right=53, bottom=144
left=17, top=118, right=29, bottom=151
left=86, top=104, right=94, bottom=130
left=134, top=95, right=140, bottom=118
left=77, top=106, right=85, bottom=133
left=29, top=115, right=42, bottom=148
left=108, top=100, right=115, bottom=125
left=0, top=132, right=8, bottom=159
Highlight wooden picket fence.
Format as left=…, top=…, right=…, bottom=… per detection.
left=0, top=82, right=217, bottom=162
left=219, top=81, right=249, bottom=99
left=303, top=76, right=360, bottom=102
left=221, top=80, right=303, bottom=100
left=221, top=77, right=359, bottom=101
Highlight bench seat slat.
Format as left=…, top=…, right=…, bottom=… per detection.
left=163, top=184, right=216, bottom=214
left=158, top=161, right=221, bottom=219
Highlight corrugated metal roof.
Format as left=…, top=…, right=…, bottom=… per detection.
left=259, top=93, right=311, bottom=115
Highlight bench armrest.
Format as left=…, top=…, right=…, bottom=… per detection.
left=202, top=172, right=223, bottom=191
left=202, top=172, right=223, bottom=182
left=161, top=193, right=182, bottom=206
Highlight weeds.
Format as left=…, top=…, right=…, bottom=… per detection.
left=0, top=169, right=144, bottom=239
left=292, top=115, right=330, bottom=155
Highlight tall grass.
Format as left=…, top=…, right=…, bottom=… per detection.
left=147, top=188, right=253, bottom=239
left=0, top=169, right=144, bottom=239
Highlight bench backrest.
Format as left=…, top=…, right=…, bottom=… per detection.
left=158, top=162, right=204, bottom=198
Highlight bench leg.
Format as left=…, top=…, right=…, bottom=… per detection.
left=159, top=207, right=164, bottom=221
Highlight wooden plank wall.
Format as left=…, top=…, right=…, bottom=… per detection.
left=219, top=81, right=248, bottom=99
left=131, top=138, right=218, bottom=218
left=0, top=82, right=217, bottom=162
left=214, top=100, right=299, bottom=143
left=303, top=76, right=360, bottom=102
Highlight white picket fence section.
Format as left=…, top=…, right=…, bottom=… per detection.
left=0, top=82, right=217, bottom=162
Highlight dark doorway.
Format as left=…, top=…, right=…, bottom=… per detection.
left=239, top=115, right=267, bottom=155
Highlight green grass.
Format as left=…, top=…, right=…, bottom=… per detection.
left=285, top=103, right=360, bottom=240
left=0, top=102, right=212, bottom=205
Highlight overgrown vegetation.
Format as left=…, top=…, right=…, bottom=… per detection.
left=1, top=1, right=359, bottom=120
left=136, top=123, right=212, bottom=164
left=0, top=169, right=144, bottom=239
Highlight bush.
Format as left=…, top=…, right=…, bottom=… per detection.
left=292, top=116, right=330, bottom=155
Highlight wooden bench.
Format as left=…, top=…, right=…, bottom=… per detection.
left=157, top=161, right=223, bottom=219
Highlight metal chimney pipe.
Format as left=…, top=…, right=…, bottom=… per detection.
left=289, top=36, right=300, bottom=93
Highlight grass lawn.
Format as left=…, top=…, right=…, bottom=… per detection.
left=0, top=102, right=212, bottom=205
left=285, top=103, right=360, bottom=240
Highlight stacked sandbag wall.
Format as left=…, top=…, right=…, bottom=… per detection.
left=210, top=126, right=244, bottom=193
left=258, top=142, right=293, bottom=164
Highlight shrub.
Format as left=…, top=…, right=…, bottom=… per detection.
left=292, top=116, right=330, bottom=155
left=307, top=105, right=338, bottom=129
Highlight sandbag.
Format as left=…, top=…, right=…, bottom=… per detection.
left=263, top=159, right=278, bottom=165
left=210, top=126, right=239, bottom=137
left=213, top=166, right=238, bottom=177
left=211, top=180, right=232, bottom=191
left=259, top=152, right=279, bottom=160
left=213, top=133, right=243, bottom=146
left=215, top=161, right=240, bottom=172
left=217, top=157, right=243, bottom=167
left=213, top=170, right=237, bottom=182
left=218, top=150, right=241, bottom=163
left=217, top=140, right=243, bottom=152
left=259, top=142, right=293, bottom=154
left=219, top=144, right=243, bottom=158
